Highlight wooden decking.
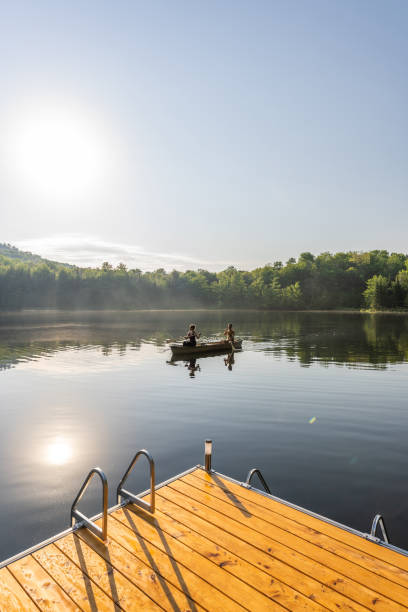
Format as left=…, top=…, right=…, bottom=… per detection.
left=1, top=467, right=408, bottom=610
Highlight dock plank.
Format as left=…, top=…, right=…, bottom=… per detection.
left=8, top=555, right=80, bottom=611
left=55, top=532, right=163, bottom=611
left=33, top=542, right=119, bottom=612
left=160, top=480, right=400, bottom=611
left=192, top=469, right=408, bottom=572
left=152, top=492, right=369, bottom=612
left=110, top=506, right=287, bottom=611
left=185, top=471, right=408, bottom=591
left=170, top=476, right=408, bottom=608
left=121, top=501, right=322, bottom=611
left=0, top=567, right=39, bottom=612
left=102, top=511, right=247, bottom=612
left=75, top=527, right=204, bottom=612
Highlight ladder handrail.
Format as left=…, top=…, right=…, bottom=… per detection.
left=370, top=513, right=390, bottom=543
left=244, top=468, right=271, bottom=494
left=117, top=449, right=155, bottom=513
left=71, top=467, right=108, bottom=541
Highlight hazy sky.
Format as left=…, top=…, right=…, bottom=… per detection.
left=1, top=1, right=407, bottom=271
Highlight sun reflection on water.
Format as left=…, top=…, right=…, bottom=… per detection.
left=45, top=438, right=73, bottom=465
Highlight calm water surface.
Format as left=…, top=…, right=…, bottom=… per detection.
left=1, top=310, right=408, bottom=559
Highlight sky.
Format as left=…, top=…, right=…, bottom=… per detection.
left=0, top=1, right=407, bottom=271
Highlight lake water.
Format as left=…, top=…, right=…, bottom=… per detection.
left=1, top=309, right=408, bottom=560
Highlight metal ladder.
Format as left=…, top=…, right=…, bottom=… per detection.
left=71, top=449, right=155, bottom=542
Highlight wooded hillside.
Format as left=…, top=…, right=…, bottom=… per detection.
left=1, top=244, right=407, bottom=310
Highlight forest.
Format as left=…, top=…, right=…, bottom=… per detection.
left=1, top=244, right=408, bottom=311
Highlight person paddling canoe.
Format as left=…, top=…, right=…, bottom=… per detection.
left=183, top=324, right=201, bottom=347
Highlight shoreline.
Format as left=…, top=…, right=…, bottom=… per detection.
left=0, top=308, right=408, bottom=316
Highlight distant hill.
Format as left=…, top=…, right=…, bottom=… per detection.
left=0, top=243, right=45, bottom=263
left=0, top=243, right=72, bottom=268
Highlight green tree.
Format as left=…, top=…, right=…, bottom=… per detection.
left=363, top=275, right=390, bottom=310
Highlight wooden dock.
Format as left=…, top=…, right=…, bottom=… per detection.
left=1, top=466, right=408, bottom=610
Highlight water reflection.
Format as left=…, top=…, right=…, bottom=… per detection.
left=45, top=437, right=73, bottom=465
left=185, top=358, right=200, bottom=378
left=224, top=352, right=235, bottom=370
left=1, top=310, right=408, bottom=370
left=167, top=348, right=239, bottom=376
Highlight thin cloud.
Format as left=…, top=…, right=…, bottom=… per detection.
left=14, top=234, right=231, bottom=272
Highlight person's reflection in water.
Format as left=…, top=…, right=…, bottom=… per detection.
left=224, top=352, right=235, bottom=371
left=185, top=358, right=200, bottom=377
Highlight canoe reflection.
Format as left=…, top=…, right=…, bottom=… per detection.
left=167, top=349, right=238, bottom=376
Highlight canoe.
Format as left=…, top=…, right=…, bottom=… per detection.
left=170, top=339, right=242, bottom=356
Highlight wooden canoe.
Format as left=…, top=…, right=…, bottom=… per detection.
left=170, top=339, right=242, bottom=356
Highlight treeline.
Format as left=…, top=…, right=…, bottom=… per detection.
left=1, top=246, right=408, bottom=310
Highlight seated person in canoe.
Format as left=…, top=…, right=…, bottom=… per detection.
left=183, top=323, right=201, bottom=347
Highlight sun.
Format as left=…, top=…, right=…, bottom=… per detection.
left=6, top=104, right=109, bottom=200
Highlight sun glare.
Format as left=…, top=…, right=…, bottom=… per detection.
left=45, top=437, right=73, bottom=466
left=6, top=105, right=109, bottom=200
